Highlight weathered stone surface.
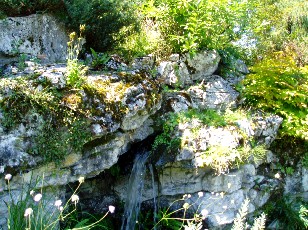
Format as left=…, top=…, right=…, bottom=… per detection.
left=186, top=50, right=221, bottom=80
left=131, top=54, right=155, bottom=71
left=251, top=113, right=283, bottom=146
left=161, top=91, right=192, bottom=113
left=188, top=75, right=239, bottom=110
left=159, top=164, right=256, bottom=196
left=120, top=84, right=162, bottom=131
left=157, top=60, right=191, bottom=88
left=0, top=14, right=68, bottom=63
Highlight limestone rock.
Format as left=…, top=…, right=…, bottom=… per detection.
left=186, top=50, right=221, bottom=80
left=251, top=113, right=283, bottom=146
left=161, top=91, right=192, bottom=113
left=131, top=55, right=155, bottom=71
left=159, top=164, right=256, bottom=196
left=188, top=75, right=239, bottom=110
left=157, top=61, right=191, bottom=88
left=0, top=14, right=68, bottom=63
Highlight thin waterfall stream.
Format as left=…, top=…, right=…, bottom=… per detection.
left=149, top=164, right=157, bottom=228
left=121, top=151, right=150, bottom=230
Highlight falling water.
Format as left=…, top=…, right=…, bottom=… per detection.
left=149, top=164, right=157, bottom=228
left=121, top=151, right=150, bottom=230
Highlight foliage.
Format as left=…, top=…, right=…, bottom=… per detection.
left=264, top=196, right=308, bottom=229
left=152, top=108, right=267, bottom=174
left=139, top=0, right=249, bottom=55
left=3, top=174, right=114, bottom=230
left=66, top=59, right=87, bottom=89
left=64, top=0, right=139, bottom=52
left=242, top=52, right=308, bottom=140
left=232, top=199, right=266, bottom=230
left=0, top=74, right=91, bottom=162
left=197, top=145, right=242, bottom=175
left=246, top=0, right=308, bottom=65
left=151, top=109, right=228, bottom=155
left=152, top=194, right=205, bottom=230
left=90, top=48, right=110, bottom=70
left=66, top=27, right=87, bottom=89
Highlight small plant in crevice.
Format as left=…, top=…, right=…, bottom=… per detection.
left=232, top=199, right=266, bottom=230
left=2, top=174, right=115, bottom=230
left=90, top=48, right=110, bottom=70
left=66, top=25, right=87, bottom=89
left=138, top=193, right=208, bottom=230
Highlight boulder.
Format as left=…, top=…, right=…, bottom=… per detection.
left=188, top=75, right=239, bottom=110
left=185, top=50, right=221, bottom=81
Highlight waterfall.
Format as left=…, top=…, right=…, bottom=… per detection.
left=121, top=151, right=150, bottom=230
left=149, top=164, right=157, bottom=228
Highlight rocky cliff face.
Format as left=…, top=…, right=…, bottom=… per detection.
left=0, top=14, right=68, bottom=64
left=0, top=15, right=307, bottom=229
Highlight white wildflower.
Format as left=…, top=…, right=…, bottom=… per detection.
left=33, top=193, right=42, bottom=202
left=223, top=205, right=227, bottom=209
left=71, top=194, right=79, bottom=204
left=201, top=209, right=209, bottom=219
left=274, top=173, right=280, bottom=179
left=78, top=177, right=85, bottom=183
left=198, top=191, right=204, bottom=198
left=24, top=208, right=33, bottom=217
left=108, top=205, right=115, bottom=213
left=59, top=206, right=64, bottom=212
left=30, top=190, right=35, bottom=196
left=187, top=194, right=191, bottom=198
left=183, top=202, right=190, bottom=210
left=54, top=200, right=62, bottom=207
left=5, top=174, right=12, bottom=181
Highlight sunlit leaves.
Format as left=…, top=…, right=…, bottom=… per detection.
left=242, top=53, right=308, bottom=139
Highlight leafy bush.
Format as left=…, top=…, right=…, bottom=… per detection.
left=242, top=52, right=308, bottom=140
left=140, top=0, right=249, bottom=54
left=64, top=0, right=139, bottom=52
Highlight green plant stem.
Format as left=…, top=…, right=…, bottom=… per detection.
left=71, top=211, right=110, bottom=230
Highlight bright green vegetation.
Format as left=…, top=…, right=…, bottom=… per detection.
left=0, top=75, right=91, bottom=162
left=152, top=109, right=268, bottom=173
left=242, top=53, right=308, bottom=140
left=1, top=0, right=307, bottom=64
left=152, top=109, right=229, bottom=156
left=264, top=196, right=308, bottom=229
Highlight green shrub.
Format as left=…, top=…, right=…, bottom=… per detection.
left=64, top=0, right=139, bottom=52
left=140, top=0, right=249, bottom=54
left=242, top=52, right=308, bottom=140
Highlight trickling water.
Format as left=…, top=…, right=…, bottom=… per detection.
left=121, top=151, right=150, bottom=230
left=149, top=164, right=157, bottom=229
